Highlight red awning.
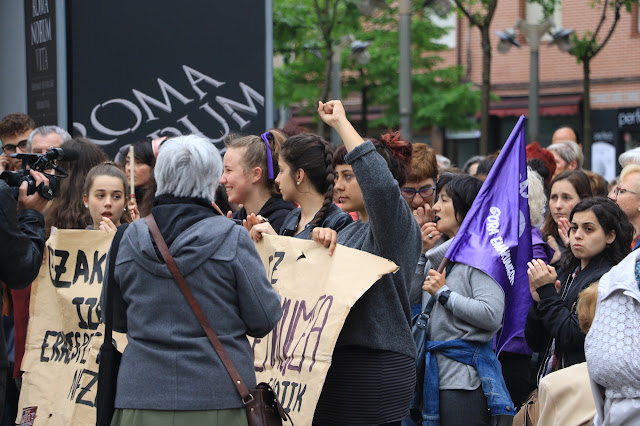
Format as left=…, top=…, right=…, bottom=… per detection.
left=489, top=94, right=582, bottom=118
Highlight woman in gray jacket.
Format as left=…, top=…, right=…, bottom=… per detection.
left=420, top=174, right=507, bottom=425
left=101, top=135, right=283, bottom=426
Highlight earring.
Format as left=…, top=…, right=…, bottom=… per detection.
left=84, top=204, right=88, bottom=208
left=296, top=181, right=300, bottom=185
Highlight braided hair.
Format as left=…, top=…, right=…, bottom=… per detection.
left=280, top=133, right=335, bottom=228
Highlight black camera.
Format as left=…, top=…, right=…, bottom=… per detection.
left=0, top=148, right=78, bottom=200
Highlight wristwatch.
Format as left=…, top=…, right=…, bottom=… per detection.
left=438, top=289, right=452, bottom=306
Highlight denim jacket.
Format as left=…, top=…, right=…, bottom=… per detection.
left=408, top=339, right=514, bottom=425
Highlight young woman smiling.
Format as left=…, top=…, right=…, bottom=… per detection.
left=222, top=132, right=295, bottom=233
left=525, top=197, right=633, bottom=384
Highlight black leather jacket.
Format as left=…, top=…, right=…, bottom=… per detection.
left=524, top=258, right=614, bottom=384
left=0, top=180, right=46, bottom=368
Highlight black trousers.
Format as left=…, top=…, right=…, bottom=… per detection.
left=439, top=388, right=491, bottom=426
left=498, top=353, right=535, bottom=408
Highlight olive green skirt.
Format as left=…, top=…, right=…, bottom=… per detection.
left=111, top=408, right=248, bottom=426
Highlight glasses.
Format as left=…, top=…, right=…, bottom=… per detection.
left=401, top=186, right=436, bottom=200
left=614, top=186, right=639, bottom=197
left=1, top=139, right=27, bottom=154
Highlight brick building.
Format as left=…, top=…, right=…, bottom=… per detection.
left=435, top=0, right=640, bottom=177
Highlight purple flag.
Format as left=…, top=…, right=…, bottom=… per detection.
left=445, top=115, right=532, bottom=354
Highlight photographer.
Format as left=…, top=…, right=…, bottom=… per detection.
left=0, top=169, right=49, bottom=417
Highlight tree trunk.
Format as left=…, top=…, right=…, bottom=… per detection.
left=480, top=25, right=491, bottom=156
left=582, top=58, right=591, bottom=169
left=318, top=45, right=333, bottom=137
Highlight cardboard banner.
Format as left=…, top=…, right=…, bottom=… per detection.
left=17, top=230, right=115, bottom=426
left=252, top=235, right=398, bottom=426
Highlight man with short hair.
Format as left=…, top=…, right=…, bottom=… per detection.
left=27, top=125, right=71, bottom=154
left=0, top=113, right=35, bottom=172
left=612, top=164, right=640, bottom=250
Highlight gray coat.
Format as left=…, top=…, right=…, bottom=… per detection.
left=103, top=213, right=282, bottom=411
left=425, top=238, right=505, bottom=390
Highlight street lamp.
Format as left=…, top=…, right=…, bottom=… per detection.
left=496, top=19, right=573, bottom=143
left=549, top=27, right=574, bottom=52
left=496, top=29, right=521, bottom=54
left=330, top=35, right=355, bottom=144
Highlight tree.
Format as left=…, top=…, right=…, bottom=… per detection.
left=451, top=0, right=499, bottom=156
left=345, top=4, right=481, bottom=132
left=273, top=0, right=360, bottom=136
left=274, top=0, right=481, bottom=136
left=531, top=0, right=634, bottom=168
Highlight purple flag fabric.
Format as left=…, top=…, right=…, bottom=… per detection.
left=445, top=115, right=533, bottom=354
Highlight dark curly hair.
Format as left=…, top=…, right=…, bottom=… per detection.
left=0, top=113, right=35, bottom=138
left=560, top=197, right=633, bottom=271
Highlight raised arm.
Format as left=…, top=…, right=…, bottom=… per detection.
left=318, top=101, right=363, bottom=152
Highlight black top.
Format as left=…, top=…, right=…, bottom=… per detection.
left=525, top=257, right=614, bottom=383
left=279, top=203, right=353, bottom=239
left=232, top=194, right=295, bottom=234
left=0, top=181, right=46, bottom=368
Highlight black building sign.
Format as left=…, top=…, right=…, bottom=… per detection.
left=68, top=0, right=271, bottom=158
left=24, top=0, right=58, bottom=126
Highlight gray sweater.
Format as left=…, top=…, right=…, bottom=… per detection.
left=103, top=214, right=282, bottom=410
left=425, top=238, right=505, bottom=390
left=335, top=141, right=422, bottom=359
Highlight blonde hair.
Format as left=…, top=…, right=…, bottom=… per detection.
left=577, top=282, right=599, bottom=334
left=225, top=133, right=281, bottom=194
left=527, top=167, right=546, bottom=228
left=619, top=164, right=640, bottom=191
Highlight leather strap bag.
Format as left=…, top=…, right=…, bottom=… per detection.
left=145, top=215, right=291, bottom=426
left=512, top=390, right=539, bottom=426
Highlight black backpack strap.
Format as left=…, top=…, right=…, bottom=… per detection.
left=104, top=223, right=129, bottom=338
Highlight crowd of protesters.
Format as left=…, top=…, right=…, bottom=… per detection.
left=1, top=104, right=640, bottom=426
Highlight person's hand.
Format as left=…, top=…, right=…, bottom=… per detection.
left=98, top=217, right=118, bottom=232
left=18, top=170, right=50, bottom=213
left=413, top=204, right=435, bottom=228
left=226, top=210, right=233, bottom=219
left=318, top=100, right=347, bottom=129
left=527, top=259, right=558, bottom=302
left=249, top=222, right=276, bottom=242
left=547, top=236, right=561, bottom=264
left=0, top=153, right=11, bottom=171
left=243, top=213, right=268, bottom=232
left=127, top=197, right=139, bottom=221
left=558, top=218, right=571, bottom=247
left=312, top=227, right=338, bottom=256
left=423, top=268, right=446, bottom=296
left=421, top=222, right=440, bottom=253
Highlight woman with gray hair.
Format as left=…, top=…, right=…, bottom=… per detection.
left=101, top=134, right=283, bottom=426
left=547, top=141, right=583, bottom=178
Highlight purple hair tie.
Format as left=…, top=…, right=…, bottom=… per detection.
left=260, top=132, right=275, bottom=179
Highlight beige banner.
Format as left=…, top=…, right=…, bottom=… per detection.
left=17, top=229, right=115, bottom=426
left=252, top=235, right=398, bottom=426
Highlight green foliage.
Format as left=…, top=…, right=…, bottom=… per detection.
left=273, top=0, right=481, bottom=130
